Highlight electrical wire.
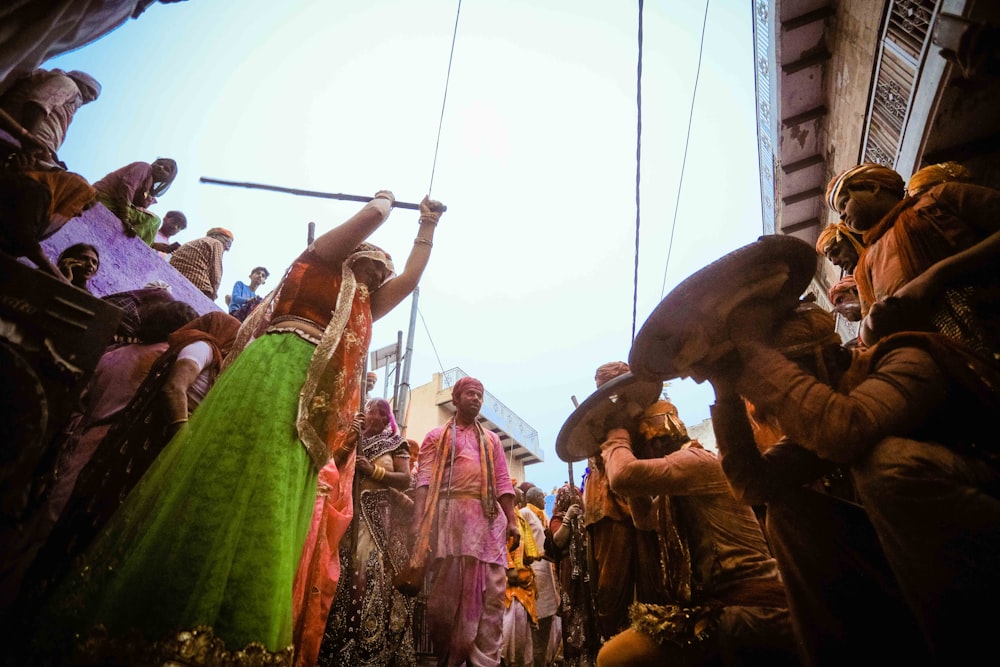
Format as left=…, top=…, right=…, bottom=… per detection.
left=419, top=307, right=446, bottom=374
left=660, top=0, right=712, bottom=299
left=403, top=0, right=463, bottom=382
left=632, top=0, right=644, bottom=342
left=428, top=0, right=463, bottom=196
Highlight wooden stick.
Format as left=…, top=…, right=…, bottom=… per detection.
left=199, top=177, right=424, bottom=210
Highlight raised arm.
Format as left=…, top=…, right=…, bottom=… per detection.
left=370, top=196, right=446, bottom=320
left=309, top=191, right=396, bottom=267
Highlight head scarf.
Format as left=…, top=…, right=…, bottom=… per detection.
left=66, top=70, right=101, bottom=99
left=223, top=240, right=394, bottom=468
left=166, top=311, right=242, bottom=373
left=206, top=227, right=233, bottom=240
left=825, top=163, right=905, bottom=213
left=361, top=399, right=405, bottom=461
left=814, top=223, right=866, bottom=258
left=452, top=376, right=484, bottom=401
left=906, top=161, right=971, bottom=197
left=772, top=303, right=842, bottom=383
left=595, top=361, right=630, bottom=388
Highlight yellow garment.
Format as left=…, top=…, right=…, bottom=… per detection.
left=504, top=511, right=540, bottom=622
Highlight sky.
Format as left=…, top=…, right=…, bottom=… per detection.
left=47, top=0, right=764, bottom=493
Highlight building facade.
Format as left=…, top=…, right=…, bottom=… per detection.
left=753, top=0, right=999, bottom=336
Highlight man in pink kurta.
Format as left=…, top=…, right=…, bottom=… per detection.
left=414, top=377, right=520, bottom=667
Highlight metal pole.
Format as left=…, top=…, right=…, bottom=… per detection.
left=200, top=177, right=424, bottom=210
left=569, top=395, right=580, bottom=486
left=307, top=221, right=315, bottom=245
left=392, top=330, right=403, bottom=416
left=396, top=287, right=420, bottom=438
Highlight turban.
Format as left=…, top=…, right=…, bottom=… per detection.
left=207, top=227, right=233, bottom=240
left=814, top=223, right=865, bottom=258
left=452, top=376, right=484, bottom=401
left=595, top=361, right=630, bottom=388
left=66, top=70, right=101, bottom=99
left=825, top=164, right=904, bottom=212
left=772, top=303, right=842, bottom=368
left=906, top=161, right=971, bottom=197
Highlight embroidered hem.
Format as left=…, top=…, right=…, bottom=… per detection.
left=628, top=602, right=719, bottom=649
left=75, top=624, right=294, bottom=667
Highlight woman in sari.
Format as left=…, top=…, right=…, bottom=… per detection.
left=28, top=191, right=446, bottom=666
left=545, top=483, right=599, bottom=667
left=317, top=398, right=415, bottom=667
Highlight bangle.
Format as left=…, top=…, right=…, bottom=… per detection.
left=170, top=417, right=188, bottom=425
left=418, top=216, right=438, bottom=226
left=413, top=238, right=433, bottom=248
left=371, top=465, right=386, bottom=481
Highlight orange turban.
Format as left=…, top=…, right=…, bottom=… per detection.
left=814, top=223, right=866, bottom=257
left=207, top=227, right=234, bottom=240
left=906, top=161, right=971, bottom=197
left=825, top=164, right=904, bottom=212
left=595, top=361, right=630, bottom=388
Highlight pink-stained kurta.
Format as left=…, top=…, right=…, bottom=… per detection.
left=417, top=421, right=515, bottom=666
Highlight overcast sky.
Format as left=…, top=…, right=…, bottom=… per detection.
left=48, top=0, right=763, bottom=493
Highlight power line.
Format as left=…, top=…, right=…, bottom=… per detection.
left=418, top=307, right=446, bottom=373
left=660, top=0, right=712, bottom=299
left=428, top=0, right=463, bottom=196
left=632, top=0, right=644, bottom=342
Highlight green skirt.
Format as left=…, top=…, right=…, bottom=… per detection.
left=36, top=333, right=319, bottom=661
left=95, top=192, right=161, bottom=246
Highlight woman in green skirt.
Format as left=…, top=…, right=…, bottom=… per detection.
left=26, top=191, right=446, bottom=666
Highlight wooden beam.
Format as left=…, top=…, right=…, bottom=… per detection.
left=782, top=187, right=824, bottom=206
left=782, top=105, right=827, bottom=127
left=781, top=6, right=836, bottom=31
left=781, top=154, right=825, bottom=174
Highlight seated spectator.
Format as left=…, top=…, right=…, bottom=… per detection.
left=814, top=223, right=864, bottom=275
left=828, top=275, right=862, bottom=323
left=906, top=161, right=972, bottom=197
left=169, top=227, right=233, bottom=300
left=0, top=68, right=100, bottom=170
left=92, top=158, right=178, bottom=244
left=0, top=69, right=99, bottom=272
left=0, top=172, right=64, bottom=278
left=226, top=266, right=269, bottom=320
left=825, top=163, right=1000, bottom=356
left=101, top=281, right=176, bottom=346
left=16, top=307, right=239, bottom=615
left=1, top=300, right=197, bottom=612
left=0, top=2, right=185, bottom=91
left=151, top=210, right=186, bottom=258
left=56, top=242, right=99, bottom=292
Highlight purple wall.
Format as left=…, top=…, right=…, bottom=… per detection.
left=38, top=201, right=221, bottom=315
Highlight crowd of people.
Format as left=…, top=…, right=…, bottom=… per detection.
left=1, top=12, right=999, bottom=664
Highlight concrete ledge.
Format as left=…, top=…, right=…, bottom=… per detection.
left=37, top=200, right=221, bottom=315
